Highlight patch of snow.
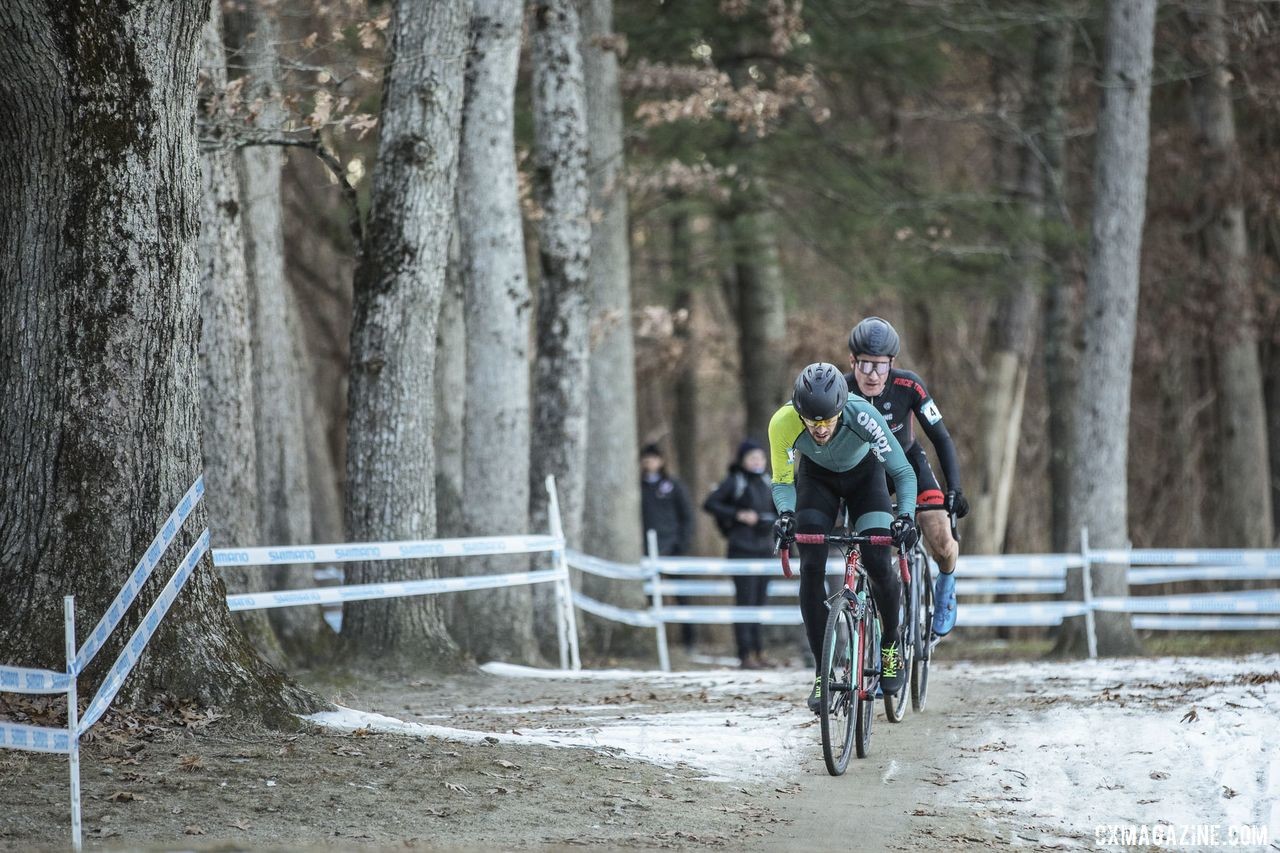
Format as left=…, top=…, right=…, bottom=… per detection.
left=305, top=703, right=810, bottom=782
left=946, top=655, right=1280, bottom=845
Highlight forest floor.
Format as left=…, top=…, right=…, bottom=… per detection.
left=2, top=644, right=1278, bottom=851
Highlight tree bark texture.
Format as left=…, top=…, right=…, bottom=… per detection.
left=0, top=0, right=311, bottom=719
left=1061, top=0, right=1156, bottom=656
left=671, top=209, right=700, bottom=503
left=455, top=0, right=539, bottom=663
left=580, top=0, right=647, bottom=630
left=343, top=0, right=467, bottom=664
left=1187, top=0, right=1273, bottom=547
left=223, top=3, right=321, bottom=655
left=196, top=10, right=285, bottom=664
left=728, top=207, right=788, bottom=445
left=1037, top=15, right=1079, bottom=555
left=529, top=0, right=593, bottom=558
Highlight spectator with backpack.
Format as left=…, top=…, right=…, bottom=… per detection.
left=703, top=439, right=778, bottom=669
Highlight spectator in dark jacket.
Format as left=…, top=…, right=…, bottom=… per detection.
left=703, top=439, right=778, bottom=669
left=640, top=443, right=697, bottom=649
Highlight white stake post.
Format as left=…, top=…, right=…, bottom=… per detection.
left=545, top=476, right=581, bottom=670
left=1080, top=527, right=1097, bottom=660
left=646, top=530, right=671, bottom=673
left=63, top=596, right=82, bottom=852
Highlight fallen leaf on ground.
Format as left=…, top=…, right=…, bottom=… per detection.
left=183, top=825, right=206, bottom=835
left=443, top=781, right=471, bottom=795
left=1181, top=707, right=1199, bottom=723
left=108, top=791, right=142, bottom=802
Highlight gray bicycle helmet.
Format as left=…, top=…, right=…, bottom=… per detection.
left=792, top=363, right=848, bottom=421
left=848, top=316, right=901, bottom=357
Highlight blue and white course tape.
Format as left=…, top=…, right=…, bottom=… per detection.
left=213, top=534, right=561, bottom=567
left=227, top=569, right=564, bottom=611
left=79, top=530, right=210, bottom=734
left=75, top=476, right=204, bottom=675
left=0, top=665, right=71, bottom=695
left=0, top=721, right=71, bottom=755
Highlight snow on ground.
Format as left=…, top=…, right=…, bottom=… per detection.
left=308, top=665, right=815, bottom=781
left=946, top=655, right=1280, bottom=846
left=308, top=654, right=1280, bottom=841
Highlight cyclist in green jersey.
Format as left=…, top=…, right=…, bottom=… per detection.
left=769, top=363, right=919, bottom=710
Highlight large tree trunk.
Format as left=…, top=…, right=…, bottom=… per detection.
left=529, top=0, right=593, bottom=558
left=0, top=0, right=311, bottom=720
left=454, top=0, right=539, bottom=663
left=1058, top=0, right=1156, bottom=657
left=579, top=0, right=649, bottom=647
left=196, top=10, right=285, bottom=665
left=223, top=4, right=322, bottom=657
left=1040, top=16, right=1080, bottom=555
left=1187, top=0, right=1273, bottom=547
left=971, top=18, right=1073, bottom=555
left=727, top=206, right=788, bottom=444
left=342, top=0, right=467, bottom=665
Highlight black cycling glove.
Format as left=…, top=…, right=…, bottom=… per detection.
left=946, top=489, right=970, bottom=519
left=773, top=511, right=795, bottom=547
left=891, top=514, right=919, bottom=550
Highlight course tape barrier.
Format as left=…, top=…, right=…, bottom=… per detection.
left=1133, top=615, right=1280, bottom=631
left=79, top=530, right=210, bottom=734
left=655, top=605, right=803, bottom=626
left=564, top=550, right=651, bottom=581
left=571, top=592, right=657, bottom=627
left=1092, top=591, right=1280, bottom=615
left=0, top=721, right=71, bottom=755
left=227, top=569, right=564, bottom=611
left=641, top=577, right=1066, bottom=598
left=74, top=476, right=205, bottom=674
left=0, top=665, right=71, bottom=695
left=1089, top=548, right=1280, bottom=567
left=1127, top=565, right=1280, bottom=585
left=213, top=534, right=561, bottom=568
left=960, top=601, right=1091, bottom=627
left=645, top=554, right=1074, bottom=579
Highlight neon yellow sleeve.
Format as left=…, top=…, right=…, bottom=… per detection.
left=768, top=404, right=804, bottom=513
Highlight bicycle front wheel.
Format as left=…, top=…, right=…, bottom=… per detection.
left=912, top=554, right=933, bottom=712
left=855, top=594, right=878, bottom=759
left=819, top=597, right=858, bottom=776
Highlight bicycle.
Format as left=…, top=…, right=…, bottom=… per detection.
left=779, top=531, right=910, bottom=774
left=906, top=502, right=960, bottom=712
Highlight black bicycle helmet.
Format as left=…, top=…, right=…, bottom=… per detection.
left=792, top=363, right=848, bottom=421
left=848, top=316, right=901, bottom=357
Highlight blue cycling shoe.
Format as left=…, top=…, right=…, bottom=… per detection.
left=932, top=571, right=957, bottom=636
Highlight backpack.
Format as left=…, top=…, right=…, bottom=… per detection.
left=713, top=471, right=748, bottom=536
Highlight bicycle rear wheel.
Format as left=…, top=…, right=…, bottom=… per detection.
left=855, top=594, right=878, bottom=759
left=911, top=553, right=933, bottom=712
left=819, top=598, right=857, bottom=776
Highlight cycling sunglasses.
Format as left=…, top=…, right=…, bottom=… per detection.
left=854, top=359, right=892, bottom=376
left=800, top=413, right=841, bottom=429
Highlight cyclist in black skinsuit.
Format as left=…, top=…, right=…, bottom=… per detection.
left=844, top=317, right=969, bottom=635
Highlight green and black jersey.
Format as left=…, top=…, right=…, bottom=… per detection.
left=767, top=394, right=917, bottom=517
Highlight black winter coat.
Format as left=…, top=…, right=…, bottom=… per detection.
left=641, top=473, right=694, bottom=556
left=703, top=466, right=777, bottom=557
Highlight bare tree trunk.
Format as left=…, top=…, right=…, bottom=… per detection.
left=1187, top=0, right=1273, bottom=547
left=343, top=0, right=467, bottom=665
left=529, top=0, right=593, bottom=559
left=0, top=0, right=313, bottom=720
left=435, top=227, right=466, bottom=542
left=196, top=11, right=285, bottom=664
left=223, top=3, right=321, bottom=657
left=1059, top=0, right=1156, bottom=657
left=455, top=0, right=539, bottom=663
left=1041, top=14, right=1080, bottom=555
left=971, top=17, right=1072, bottom=555
left=728, top=206, right=788, bottom=444
left=671, top=208, right=700, bottom=501
left=580, top=0, right=649, bottom=648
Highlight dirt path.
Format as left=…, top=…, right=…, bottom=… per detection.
left=3, top=653, right=1275, bottom=850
